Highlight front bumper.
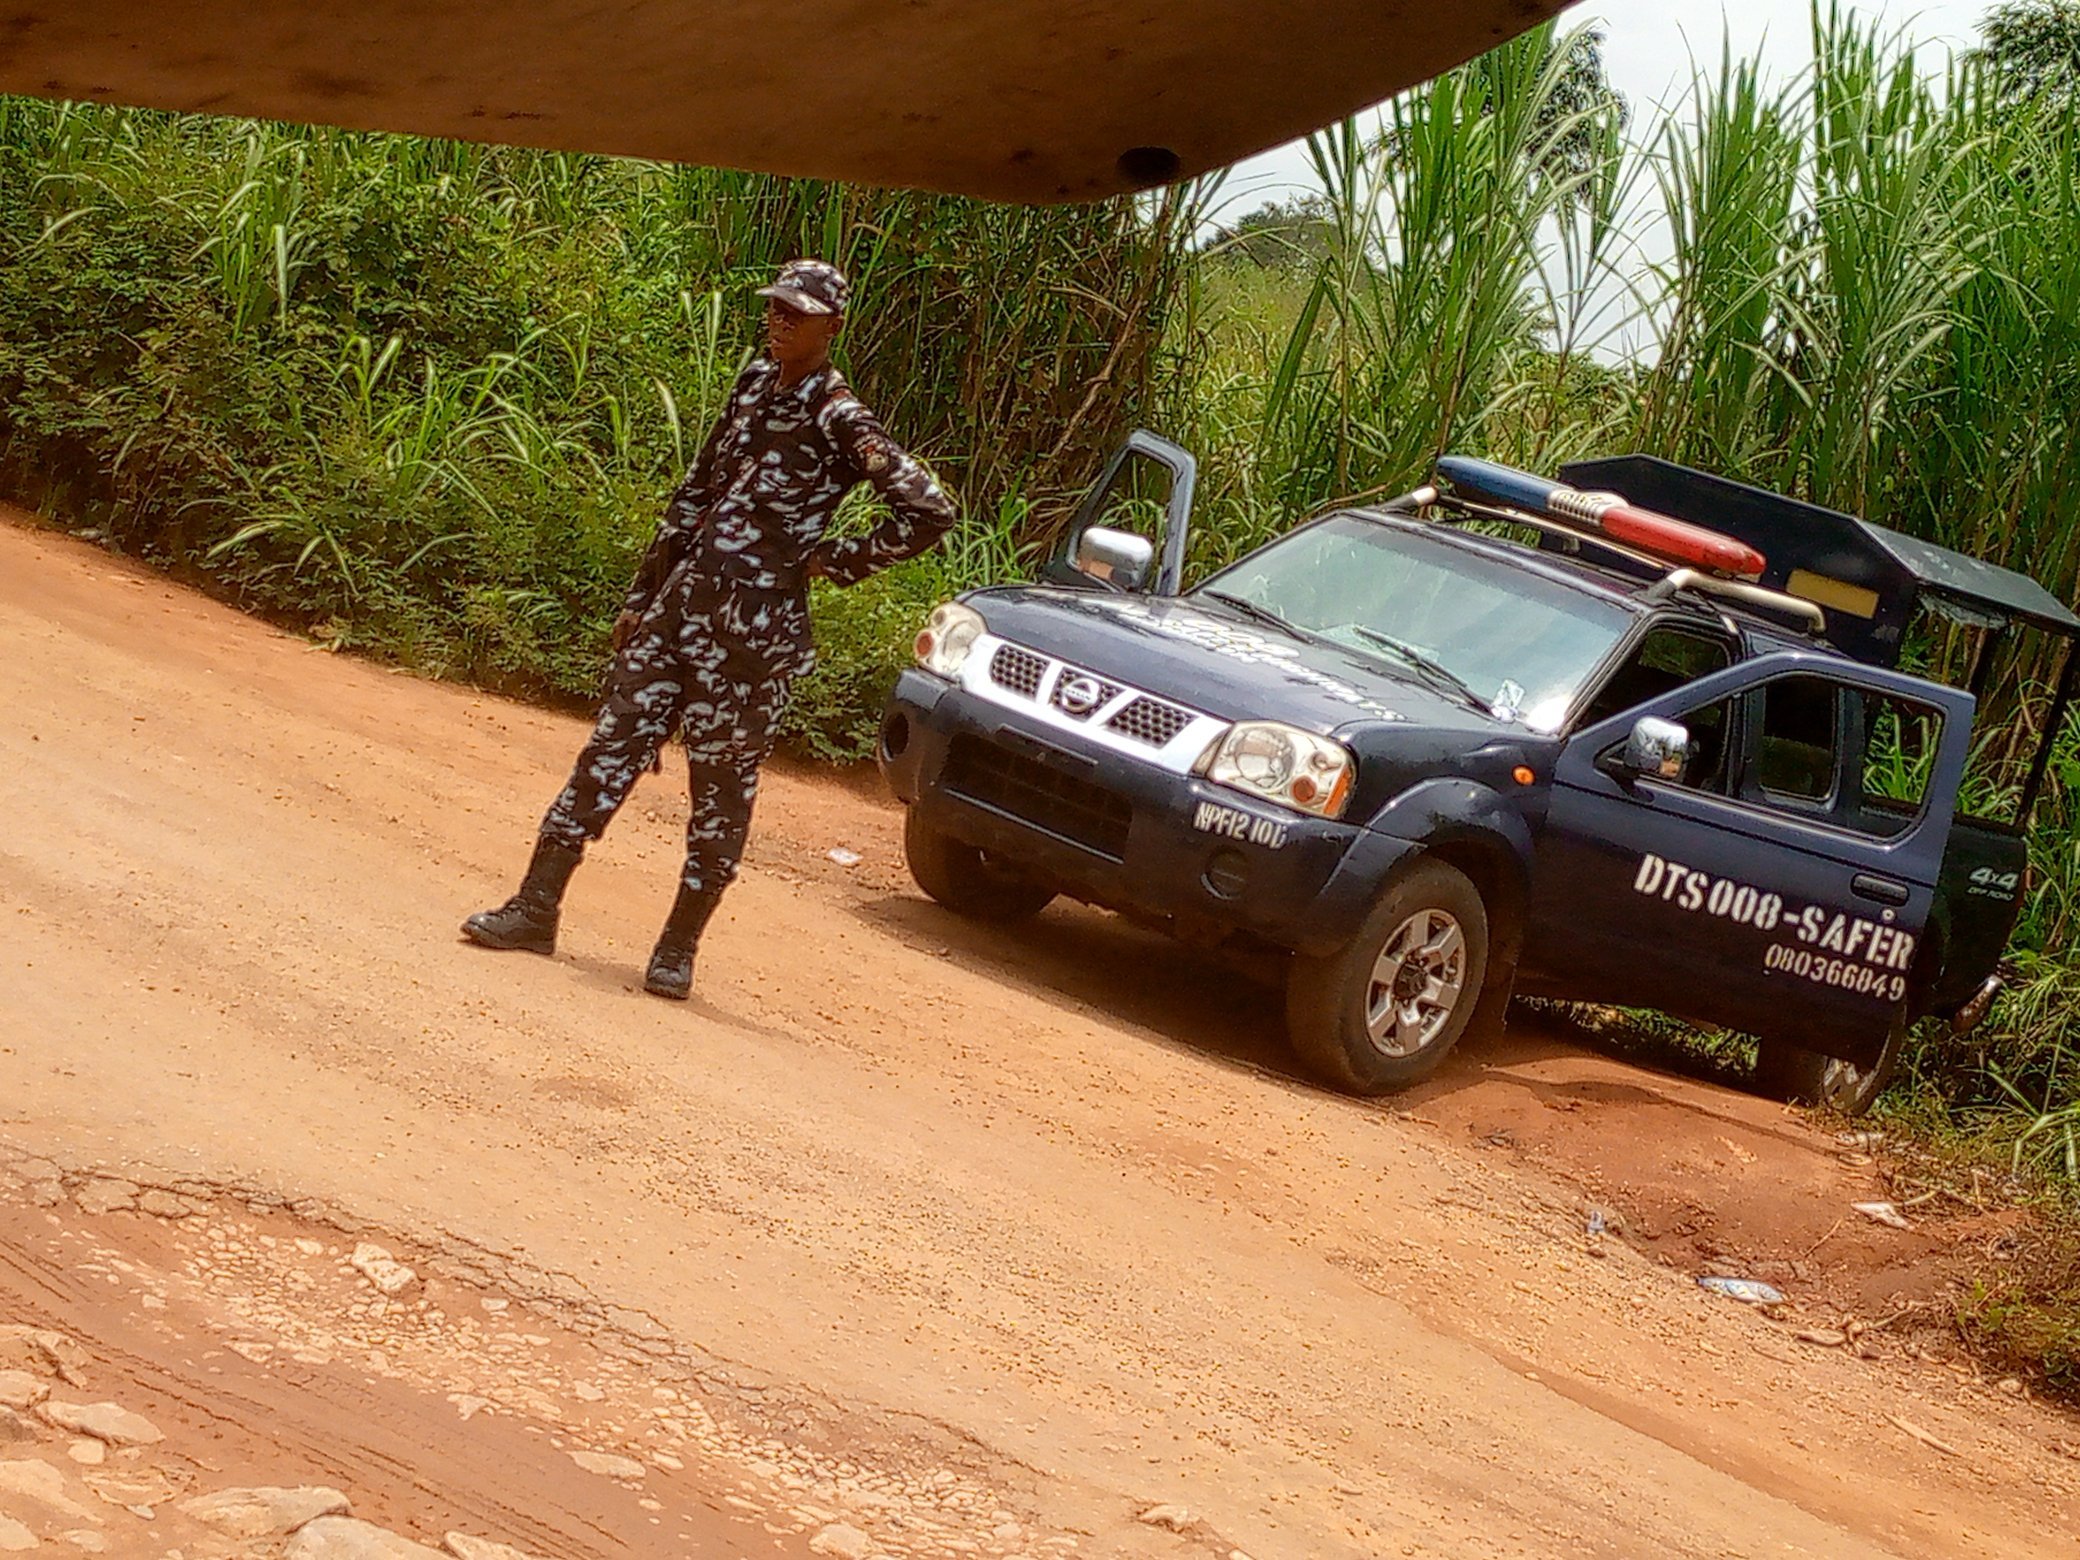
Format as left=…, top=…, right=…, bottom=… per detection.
left=878, top=669, right=1415, bottom=955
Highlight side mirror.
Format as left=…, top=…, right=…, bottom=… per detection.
left=1046, top=432, right=1197, bottom=595
left=1618, top=715, right=1694, bottom=781
left=1074, top=526, right=1155, bottom=592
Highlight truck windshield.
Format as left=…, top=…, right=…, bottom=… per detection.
left=1199, top=514, right=1634, bottom=731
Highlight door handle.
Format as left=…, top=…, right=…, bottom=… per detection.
left=1851, top=873, right=1910, bottom=908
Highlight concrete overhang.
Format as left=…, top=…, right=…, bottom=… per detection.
left=2, top=1, right=1575, bottom=202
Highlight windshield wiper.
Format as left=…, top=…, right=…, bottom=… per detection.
left=1348, top=626, right=1489, bottom=712
left=1201, top=590, right=1311, bottom=644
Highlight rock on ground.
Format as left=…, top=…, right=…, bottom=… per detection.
left=1138, top=1503, right=1195, bottom=1532
left=0, top=1371, right=48, bottom=1410
left=444, top=1534, right=546, bottom=1560
left=566, top=1450, right=644, bottom=1481
left=0, top=1515, right=35, bottom=1554
left=288, top=1517, right=449, bottom=1559
left=39, top=1398, right=164, bottom=1446
left=73, top=1178, right=138, bottom=1215
left=349, top=1243, right=419, bottom=1297
left=179, top=1484, right=352, bottom=1538
left=0, top=1326, right=88, bottom=1384
left=0, top=1457, right=98, bottom=1520
left=807, top=1522, right=875, bottom=1559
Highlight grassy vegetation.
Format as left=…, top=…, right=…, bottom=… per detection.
left=0, top=101, right=1186, bottom=755
left=2, top=0, right=2079, bottom=1387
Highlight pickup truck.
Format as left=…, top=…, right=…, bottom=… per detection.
left=877, top=435, right=2080, bottom=1114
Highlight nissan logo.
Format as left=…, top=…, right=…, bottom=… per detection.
left=1057, top=675, right=1105, bottom=716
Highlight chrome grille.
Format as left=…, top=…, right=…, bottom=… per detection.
left=975, top=634, right=1211, bottom=764
left=1106, top=696, right=1194, bottom=748
left=989, top=644, right=1047, bottom=699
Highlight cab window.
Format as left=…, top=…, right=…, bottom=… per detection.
left=1748, top=675, right=1840, bottom=805
left=1853, top=690, right=1945, bottom=838
left=1578, top=624, right=1734, bottom=728
left=1736, top=675, right=1944, bottom=837
left=1584, top=625, right=1738, bottom=796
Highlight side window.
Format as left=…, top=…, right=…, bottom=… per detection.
left=1855, top=690, right=1945, bottom=838
left=1579, top=625, right=1734, bottom=729
left=1080, top=450, right=1175, bottom=544
left=1597, top=686, right=1738, bottom=795
left=1602, top=665, right=1949, bottom=835
left=1751, top=675, right=1841, bottom=804
left=1666, top=694, right=1737, bottom=795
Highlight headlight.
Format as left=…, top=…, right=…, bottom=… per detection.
left=913, top=602, right=984, bottom=680
left=1200, top=721, right=1355, bottom=818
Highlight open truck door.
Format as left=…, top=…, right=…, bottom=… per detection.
left=1042, top=431, right=1196, bottom=598
left=1557, top=454, right=2080, bottom=1035
left=1527, top=652, right=1974, bottom=1068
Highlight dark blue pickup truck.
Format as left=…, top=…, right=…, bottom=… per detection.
left=878, top=435, right=2080, bottom=1114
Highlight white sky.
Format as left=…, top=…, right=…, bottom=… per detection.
left=1219, top=0, right=1992, bottom=204
left=1210, top=0, right=1996, bottom=359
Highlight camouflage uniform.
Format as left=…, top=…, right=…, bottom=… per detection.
left=466, top=260, right=955, bottom=992
left=540, top=350, right=953, bottom=892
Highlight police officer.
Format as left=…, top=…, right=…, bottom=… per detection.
left=463, top=259, right=956, bottom=998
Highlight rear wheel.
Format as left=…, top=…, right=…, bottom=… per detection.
left=1753, top=1022, right=1907, bottom=1117
left=1287, top=858, right=1490, bottom=1095
left=903, top=807, right=1056, bottom=922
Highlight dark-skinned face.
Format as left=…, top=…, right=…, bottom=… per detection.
left=764, top=299, right=841, bottom=375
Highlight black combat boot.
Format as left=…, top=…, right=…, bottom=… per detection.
left=643, top=883, right=724, bottom=1000
left=461, top=838, right=583, bottom=954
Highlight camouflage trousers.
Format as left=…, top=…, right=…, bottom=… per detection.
left=539, top=582, right=812, bottom=895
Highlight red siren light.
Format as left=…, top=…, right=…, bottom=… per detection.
left=1594, top=503, right=1766, bottom=579
left=1434, top=456, right=1768, bottom=580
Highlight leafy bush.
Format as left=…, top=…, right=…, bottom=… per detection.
left=0, top=98, right=1182, bottom=722
left=785, top=561, right=951, bottom=761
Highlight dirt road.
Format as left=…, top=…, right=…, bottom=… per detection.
left=3, top=512, right=2077, bottom=1559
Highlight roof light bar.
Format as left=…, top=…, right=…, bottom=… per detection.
left=1436, top=456, right=1768, bottom=581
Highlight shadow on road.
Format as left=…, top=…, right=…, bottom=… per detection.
left=857, top=893, right=1303, bottom=1082
left=851, top=891, right=1762, bottom=1120
left=851, top=883, right=1821, bottom=1144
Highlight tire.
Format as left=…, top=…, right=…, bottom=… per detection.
left=903, top=807, right=1056, bottom=922
left=1286, top=857, right=1490, bottom=1095
left=1753, top=1023, right=1907, bottom=1117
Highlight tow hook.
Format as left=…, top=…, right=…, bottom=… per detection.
left=1949, top=975, right=2004, bottom=1037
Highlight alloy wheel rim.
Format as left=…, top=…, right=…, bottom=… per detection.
left=1364, top=908, right=1466, bottom=1058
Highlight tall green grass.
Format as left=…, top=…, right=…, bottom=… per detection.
left=0, top=100, right=1187, bottom=752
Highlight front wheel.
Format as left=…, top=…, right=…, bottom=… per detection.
left=1753, top=1022, right=1907, bottom=1117
left=903, top=807, right=1056, bottom=922
left=1287, top=858, right=1490, bottom=1095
